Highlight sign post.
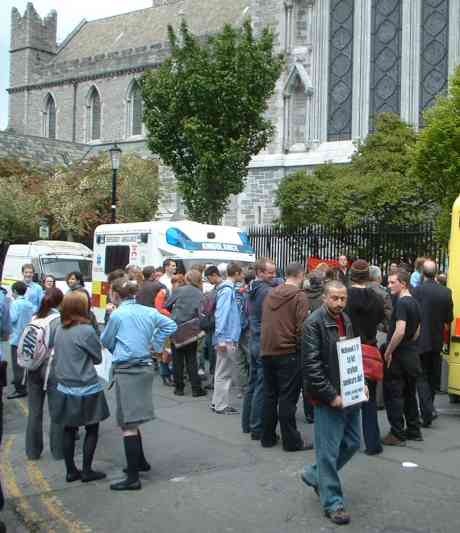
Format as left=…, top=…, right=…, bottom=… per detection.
left=38, top=218, right=50, bottom=240
left=337, top=337, right=367, bottom=408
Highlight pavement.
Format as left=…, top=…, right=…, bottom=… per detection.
left=1, top=362, right=460, bottom=533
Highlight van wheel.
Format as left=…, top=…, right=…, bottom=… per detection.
left=449, top=394, right=460, bottom=404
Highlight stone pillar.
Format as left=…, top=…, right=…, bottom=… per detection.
left=352, top=0, right=372, bottom=141
left=309, top=0, right=330, bottom=145
left=449, top=0, right=460, bottom=76
left=401, top=0, right=422, bottom=128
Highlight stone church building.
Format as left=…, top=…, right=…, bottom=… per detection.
left=4, top=0, right=460, bottom=226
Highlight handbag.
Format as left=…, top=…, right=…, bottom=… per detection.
left=171, top=318, right=205, bottom=349
left=362, top=344, right=384, bottom=382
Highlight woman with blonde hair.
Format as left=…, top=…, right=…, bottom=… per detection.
left=50, top=291, right=109, bottom=483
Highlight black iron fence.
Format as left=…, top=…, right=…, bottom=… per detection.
left=248, top=223, right=448, bottom=275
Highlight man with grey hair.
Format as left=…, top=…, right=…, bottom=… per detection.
left=368, top=265, right=392, bottom=331
left=413, top=259, right=453, bottom=426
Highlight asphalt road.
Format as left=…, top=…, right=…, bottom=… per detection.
left=1, top=359, right=460, bottom=533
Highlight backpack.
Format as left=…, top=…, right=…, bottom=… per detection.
left=17, top=314, right=57, bottom=371
left=199, top=288, right=217, bottom=333
left=235, top=285, right=249, bottom=332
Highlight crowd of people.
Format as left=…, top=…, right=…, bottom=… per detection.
left=0, top=253, right=453, bottom=527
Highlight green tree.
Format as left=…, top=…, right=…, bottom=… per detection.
left=411, top=65, right=460, bottom=244
left=142, top=20, right=284, bottom=224
left=276, top=113, right=426, bottom=228
left=44, top=153, right=160, bottom=241
left=0, top=159, right=43, bottom=246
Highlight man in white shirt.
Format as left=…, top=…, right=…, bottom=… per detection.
left=159, top=259, right=177, bottom=294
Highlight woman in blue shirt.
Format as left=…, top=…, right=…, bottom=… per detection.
left=101, top=277, right=177, bottom=491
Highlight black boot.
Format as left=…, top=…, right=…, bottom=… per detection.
left=110, top=435, right=141, bottom=491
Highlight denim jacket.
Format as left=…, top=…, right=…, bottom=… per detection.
left=25, top=282, right=44, bottom=313
left=213, top=281, right=241, bottom=346
left=10, top=296, right=35, bottom=347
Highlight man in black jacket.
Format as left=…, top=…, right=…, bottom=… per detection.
left=414, top=260, right=453, bottom=426
left=301, top=281, right=360, bottom=526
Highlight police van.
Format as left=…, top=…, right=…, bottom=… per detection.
left=91, top=220, right=256, bottom=321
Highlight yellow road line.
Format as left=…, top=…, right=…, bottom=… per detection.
left=17, top=397, right=28, bottom=416
left=0, top=436, right=45, bottom=531
left=26, top=462, right=92, bottom=533
left=12, top=397, right=92, bottom=532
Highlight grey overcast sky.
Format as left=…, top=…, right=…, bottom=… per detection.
left=0, top=1, right=151, bottom=130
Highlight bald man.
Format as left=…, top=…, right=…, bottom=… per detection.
left=413, top=260, right=453, bottom=426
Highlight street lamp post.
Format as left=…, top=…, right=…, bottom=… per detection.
left=109, top=144, right=122, bottom=224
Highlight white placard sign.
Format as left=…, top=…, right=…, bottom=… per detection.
left=337, top=337, right=366, bottom=408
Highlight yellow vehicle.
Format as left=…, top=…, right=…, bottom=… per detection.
left=447, top=195, right=460, bottom=402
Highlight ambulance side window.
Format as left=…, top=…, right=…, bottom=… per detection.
left=105, top=246, right=130, bottom=274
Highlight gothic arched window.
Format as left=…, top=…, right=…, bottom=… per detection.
left=88, top=87, right=102, bottom=141
left=129, top=81, right=143, bottom=136
left=44, top=94, right=56, bottom=139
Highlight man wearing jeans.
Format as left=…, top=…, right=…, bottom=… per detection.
left=241, top=258, right=277, bottom=438
left=205, top=266, right=241, bottom=414
left=301, top=281, right=361, bottom=526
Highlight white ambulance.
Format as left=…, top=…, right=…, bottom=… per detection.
left=91, top=220, right=256, bottom=320
left=1, top=241, right=93, bottom=295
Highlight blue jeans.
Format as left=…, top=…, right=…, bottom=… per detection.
left=303, top=404, right=361, bottom=513
left=241, top=337, right=264, bottom=435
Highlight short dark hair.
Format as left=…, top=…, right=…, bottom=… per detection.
left=12, top=281, right=27, bottom=295
left=66, top=271, right=84, bottom=284
left=394, top=268, right=411, bottom=287
left=285, top=262, right=304, bottom=278
left=163, top=258, right=176, bottom=269
left=107, top=269, right=126, bottom=284
left=143, top=266, right=156, bottom=280
left=21, top=263, right=34, bottom=273
left=227, top=262, right=242, bottom=277
left=204, top=265, right=220, bottom=278
left=111, top=277, right=139, bottom=299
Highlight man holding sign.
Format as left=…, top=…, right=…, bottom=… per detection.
left=300, top=281, right=362, bottom=526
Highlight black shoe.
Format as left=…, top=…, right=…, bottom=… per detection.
left=66, top=470, right=82, bottom=483
left=284, top=440, right=314, bottom=452
left=162, top=377, right=174, bottom=387
left=364, top=447, right=383, bottom=456
left=110, top=478, right=141, bottom=491
left=261, top=435, right=280, bottom=448
left=325, top=507, right=351, bottom=525
left=305, top=415, right=314, bottom=424
left=250, top=433, right=261, bottom=441
left=192, top=389, right=207, bottom=398
left=7, top=390, right=27, bottom=399
left=174, top=389, right=185, bottom=396
left=81, top=470, right=106, bottom=483
left=405, top=432, right=423, bottom=442
left=422, top=419, right=432, bottom=428
left=123, top=462, right=151, bottom=474
left=204, top=383, right=214, bottom=391
left=0, top=520, right=6, bottom=533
